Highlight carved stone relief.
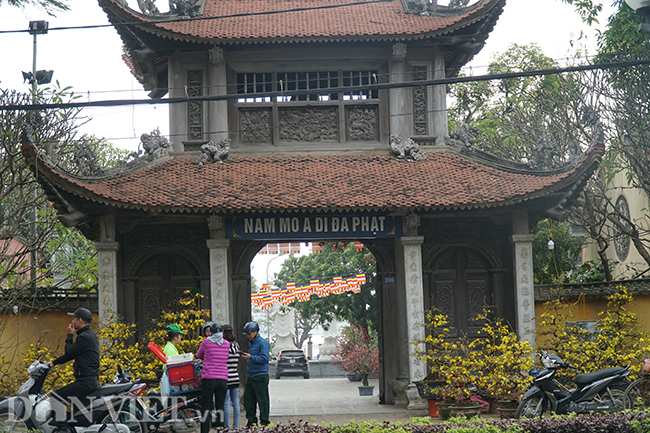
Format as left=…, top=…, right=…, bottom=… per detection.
left=240, top=109, right=272, bottom=144
left=187, top=70, right=203, bottom=140
left=207, top=240, right=230, bottom=323
left=391, top=43, right=407, bottom=62
left=347, top=106, right=378, bottom=141
left=412, top=66, right=428, bottom=136
left=512, top=234, right=535, bottom=346
left=279, top=107, right=338, bottom=142
left=401, top=236, right=426, bottom=382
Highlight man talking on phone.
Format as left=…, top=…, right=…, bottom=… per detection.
left=240, top=321, right=270, bottom=426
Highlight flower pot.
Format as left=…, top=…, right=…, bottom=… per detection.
left=496, top=399, right=518, bottom=409
left=436, top=402, right=455, bottom=420
left=427, top=398, right=443, bottom=417
left=358, top=385, right=374, bottom=396
left=415, top=380, right=445, bottom=399
left=497, top=407, right=517, bottom=419
left=449, top=404, right=483, bottom=419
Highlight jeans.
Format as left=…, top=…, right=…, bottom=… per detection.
left=224, top=386, right=240, bottom=428
left=244, top=374, right=269, bottom=426
left=200, top=378, right=227, bottom=433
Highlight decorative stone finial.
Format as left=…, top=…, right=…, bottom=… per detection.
left=194, top=138, right=231, bottom=165
left=446, top=123, right=481, bottom=151
left=390, top=134, right=426, bottom=161
left=139, top=128, right=170, bottom=161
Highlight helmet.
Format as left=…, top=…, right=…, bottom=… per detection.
left=202, top=321, right=222, bottom=335
left=242, top=321, right=260, bottom=335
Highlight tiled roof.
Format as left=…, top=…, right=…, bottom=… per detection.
left=98, top=0, right=504, bottom=44
left=535, top=278, right=650, bottom=301
left=22, top=145, right=604, bottom=215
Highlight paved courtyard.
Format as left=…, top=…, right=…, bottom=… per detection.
left=267, top=377, right=428, bottom=424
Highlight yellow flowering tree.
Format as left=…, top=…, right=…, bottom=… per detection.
left=469, top=309, right=533, bottom=401
left=536, top=286, right=650, bottom=384
left=99, top=312, right=156, bottom=384
left=146, top=292, right=212, bottom=364
left=413, top=310, right=453, bottom=382
left=414, top=308, right=533, bottom=405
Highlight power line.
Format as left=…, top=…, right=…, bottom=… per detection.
left=2, top=57, right=649, bottom=112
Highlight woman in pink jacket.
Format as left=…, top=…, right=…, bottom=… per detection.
left=197, top=321, right=230, bottom=433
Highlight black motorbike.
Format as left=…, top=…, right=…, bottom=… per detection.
left=0, top=361, right=148, bottom=433
left=515, top=351, right=631, bottom=418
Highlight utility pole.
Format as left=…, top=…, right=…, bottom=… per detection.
left=27, top=20, right=49, bottom=292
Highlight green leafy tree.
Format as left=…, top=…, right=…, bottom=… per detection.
left=449, top=43, right=589, bottom=166
left=274, top=242, right=376, bottom=349
left=0, top=0, right=69, bottom=15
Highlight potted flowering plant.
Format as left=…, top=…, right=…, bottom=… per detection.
left=413, top=310, right=452, bottom=399
left=469, top=309, right=533, bottom=415
left=332, top=323, right=379, bottom=395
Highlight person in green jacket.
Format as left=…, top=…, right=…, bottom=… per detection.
left=164, top=324, right=185, bottom=360
left=160, top=324, right=186, bottom=397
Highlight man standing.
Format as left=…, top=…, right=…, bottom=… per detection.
left=48, top=307, right=99, bottom=420
left=240, top=321, right=270, bottom=426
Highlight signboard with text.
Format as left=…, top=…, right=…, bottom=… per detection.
left=226, top=214, right=402, bottom=240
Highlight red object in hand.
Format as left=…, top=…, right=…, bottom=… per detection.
left=147, top=341, right=168, bottom=363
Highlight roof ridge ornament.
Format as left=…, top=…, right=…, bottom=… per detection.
left=400, top=0, right=472, bottom=16
left=446, top=123, right=481, bottom=152
left=194, top=138, right=231, bottom=165
left=134, top=0, right=201, bottom=17
left=390, top=135, right=426, bottom=161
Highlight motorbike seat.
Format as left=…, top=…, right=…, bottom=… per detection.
left=87, top=382, right=134, bottom=397
left=573, top=367, right=628, bottom=387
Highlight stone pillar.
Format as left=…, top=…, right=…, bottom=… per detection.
left=389, top=42, right=411, bottom=137
left=431, top=48, right=447, bottom=145
left=401, top=236, right=426, bottom=382
left=511, top=211, right=535, bottom=347
left=401, top=235, right=427, bottom=410
left=96, top=241, right=119, bottom=326
left=208, top=46, right=229, bottom=142
left=207, top=239, right=231, bottom=324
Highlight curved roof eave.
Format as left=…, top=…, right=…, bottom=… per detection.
left=21, top=138, right=604, bottom=223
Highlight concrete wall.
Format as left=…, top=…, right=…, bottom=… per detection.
left=0, top=310, right=98, bottom=363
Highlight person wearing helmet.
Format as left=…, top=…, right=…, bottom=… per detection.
left=202, top=321, right=213, bottom=337
left=240, top=321, right=270, bottom=426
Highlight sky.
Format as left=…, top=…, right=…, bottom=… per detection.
left=0, top=0, right=615, bottom=153
left=0, top=0, right=617, bottom=340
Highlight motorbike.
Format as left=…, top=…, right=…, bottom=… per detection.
left=0, top=361, right=148, bottom=433
left=516, top=350, right=631, bottom=418
left=136, top=388, right=202, bottom=433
